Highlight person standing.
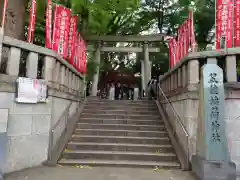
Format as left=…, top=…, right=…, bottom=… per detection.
left=109, top=81, right=115, bottom=100
left=115, top=81, right=122, bottom=100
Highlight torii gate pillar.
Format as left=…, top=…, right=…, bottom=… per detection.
left=143, top=42, right=151, bottom=89
left=91, top=42, right=101, bottom=96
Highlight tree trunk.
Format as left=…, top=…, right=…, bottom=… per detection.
left=0, top=0, right=29, bottom=39
left=0, top=0, right=28, bottom=73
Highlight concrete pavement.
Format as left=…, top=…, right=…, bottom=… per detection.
left=4, top=166, right=195, bottom=180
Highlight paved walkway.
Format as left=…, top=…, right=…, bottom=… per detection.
left=4, top=166, right=195, bottom=180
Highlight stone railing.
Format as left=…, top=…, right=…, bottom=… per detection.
left=0, top=35, right=84, bottom=96
left=0, top=29, right=86, bottom=173
left=159, top=48, right=240, bottom=173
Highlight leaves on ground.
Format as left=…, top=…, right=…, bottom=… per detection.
left=73, top=165, right=92, bottom=169
left=152, top=166, right=163, bottom=171
left=154, top=149, right=162, bottom=154
left=64, top=149, right=71, bottom=153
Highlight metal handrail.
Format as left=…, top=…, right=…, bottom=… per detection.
left=48, top=101, right=73, bottom=161
left=157, top=84, right=188, bottom=137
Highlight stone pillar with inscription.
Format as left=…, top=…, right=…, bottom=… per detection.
left=192, top=64, right=236, bottom=180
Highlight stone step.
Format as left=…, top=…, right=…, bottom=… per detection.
left=80, top=113, right=160, bottom=120
left=82, top=109, right=159, bottom=115
left=79, top=118, right=164, bottom=125
left=66, top=142, right=174, bottom=153
left=76, top=123, right=165, bottom=131
left=74, top=129, right=168, bottom=137
left=62, top=150, right=177, bottom=162
left=86, top=100, right=156, bottom=105
left=84, top=104, right=157, bottom=109
left=83, top=105, right=158, bottom=111
left=83, top=106, right=158, bottom=111
left=71, top=135, right=171, bottom=144
left=58, top=159, right=180, bottom=169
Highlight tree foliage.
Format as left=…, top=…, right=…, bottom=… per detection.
left=1, top=0, right=216, bottom=78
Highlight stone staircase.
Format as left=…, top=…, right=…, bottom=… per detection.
left=58, top=99, right=180, bottom=168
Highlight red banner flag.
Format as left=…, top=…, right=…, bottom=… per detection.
left=226, top=0, right=234, bottom=48
left=185, top=20, right=189, bottom=55
left=74, top=32, right=80, bottom=71
left=215, top=0, right=232, bottom=49
left=81, top=40, right=85, bottom=73
left=177, top=26, right=183, bottom=61
left=169, top=39, right=174, bottom=69
left=181, top=25, right=185, bottom=59
left=216, top=0, right=222, bottom=49
left=68, top=16, right=78, bottom=65
left=45, top=0, right=52, bottom=48
left=52, top=5, right=60, bottom=52
left=188, top=11, right=197, bottom=52
left=1, top=0, right=8, bottom=27
left=79, top=38, right=84, bottom=73
left=82, top=41, right=87, bottom=74
left=234, top=0, right=240, bottom=46
left=27, top=0, right=37, bottom=43
left=169, top=38, right=177, bottom=69
left=52, top=5, right=71, bottom=58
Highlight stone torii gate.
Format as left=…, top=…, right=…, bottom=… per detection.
left=85, top=34, right=165, bottom=96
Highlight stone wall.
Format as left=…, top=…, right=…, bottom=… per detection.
left=0, top=77, right=83, bottom=173
left=161, top=86, right=240, bottom=172
left=159, top=49, right=240, bottom=173
left=0, top=31, right=86, bottom=173
left=2, top=93, right=82, bottom=173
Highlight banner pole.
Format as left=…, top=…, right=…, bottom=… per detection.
left=1, top=0, right=8, bottom=28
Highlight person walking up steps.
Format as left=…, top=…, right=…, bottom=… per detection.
left=108, top=81, right=115, bottom=100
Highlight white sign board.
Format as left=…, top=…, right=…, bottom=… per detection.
left=16, top=77, right=48, bottom=103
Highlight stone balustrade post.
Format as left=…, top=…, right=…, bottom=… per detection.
left=207, top=57, right=217, bottom=64
left=52, top=61, right=60, bottom=89
left=68, top=71, right=72, bottom=93
left=43, top=56, right=56, bottom=85
left=226, top=55, right=237, bottom=82
left=170, top=74, right=174, bottom=91
left=182, top=64, right=187, bottom=87
left=177, top=68, right=181, bottom=88
left=65, top=68, right=69, bottom=92
left=79, top=79, right=82, bottom=95
left=6, top=47, right=21, bottom=76
left=167, top=78, right=170, bottom=92
left=187, top=60, right=199, bottom=87
left=76, top=77, right=80, bottom=94
left=174, top=72, right=177, bottom=89
left=26, top=52, right=38, bottom=78
left=162, top=81, right=165, bottom=92
left=73, top=74, right=76, bottom=92
left=60, top=65, right=65, bottom=91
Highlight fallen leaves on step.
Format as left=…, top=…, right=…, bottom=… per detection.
left=64, top=149, right=71, bottom=153
left=16, top=176, right=28, bottom=180
left=73, top=165, right=92, bottom=169
left=152, top=166, right=163, bottom=171
left=154, top=149, right=162, bottom=154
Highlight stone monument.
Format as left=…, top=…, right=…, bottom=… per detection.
left=192, top=64, right=236, bottom=180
